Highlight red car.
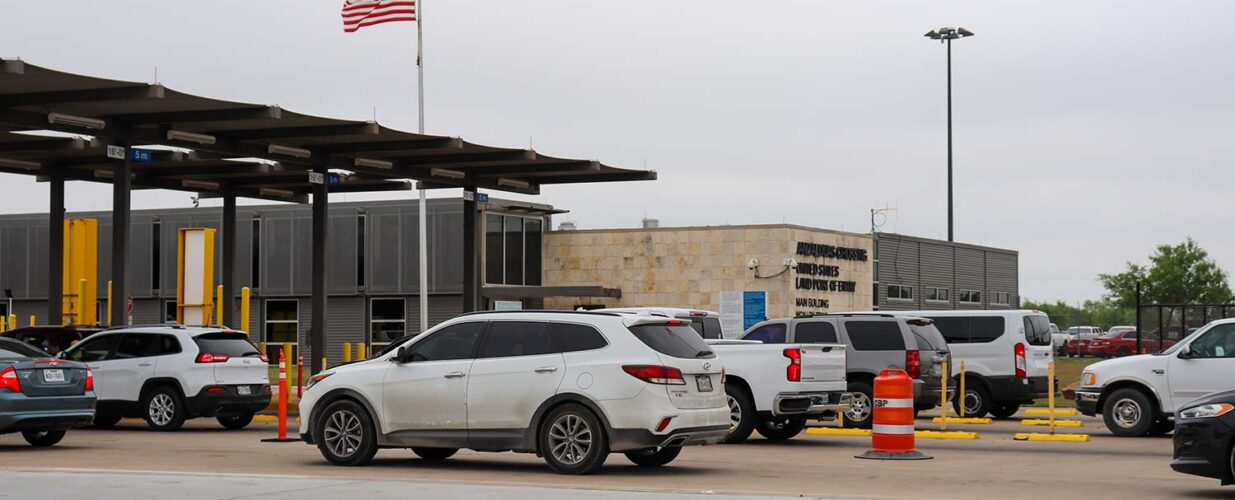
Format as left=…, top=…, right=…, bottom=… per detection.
left=1087, top=330, right=1176, bottom=357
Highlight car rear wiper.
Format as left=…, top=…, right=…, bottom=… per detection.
left=695, top=350, right=713, bottom=358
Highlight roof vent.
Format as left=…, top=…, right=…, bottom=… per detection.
left=641, top=218, right=659, bottom=229
left=558, top=221, right=577, bottom=231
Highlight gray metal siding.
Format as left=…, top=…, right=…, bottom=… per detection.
left=1, top=224, right=30, bottom=298
left=875, top=233, right=1018, bottom=311
left=918, top=243, right=956, bottom=310
left=986, top=252, right=1019, bottom=307
left=877, top=236, right=920, bottom=311
left=955, top=248, right=986, bottom=307
left=324, top=296, right=365, bottom=363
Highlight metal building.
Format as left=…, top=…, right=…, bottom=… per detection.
left=872, top=232, right=1019, bottom=311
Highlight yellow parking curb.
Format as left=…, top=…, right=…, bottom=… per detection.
left=1024, top=408, right=1078, bottom=416
left=1021, top=419, right=1083, bottom=427
left=915, top=430, right=979, bottom=440
left=931, top=417, right=993, bottom=425
left=1014, top=433, right=1090, bottom=442
left=806, top=428, right=872, bottom=437
left=253, top=415, right=300, bottom=423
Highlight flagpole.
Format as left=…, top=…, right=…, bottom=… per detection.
left=417, top=0, right=430, bottom=335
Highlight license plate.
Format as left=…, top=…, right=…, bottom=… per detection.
left=237, top=385, right=251, bottom=396
left=43, top=369, right=65, bottom=383
left=695, top=375, right=713, bottom=392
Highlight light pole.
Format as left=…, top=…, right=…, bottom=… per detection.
left=924, top=27, right=974, bottom=242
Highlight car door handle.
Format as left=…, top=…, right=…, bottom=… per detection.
left=444, top=371, right=466, bottom=379
left=138, top=362, right=153, bottom=367
left=534, top=367, right=559, bottom=373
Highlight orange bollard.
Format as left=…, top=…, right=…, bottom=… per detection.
left=278, top=349, right=288, bottom=440
left=856, top=368, right=931, bottom=460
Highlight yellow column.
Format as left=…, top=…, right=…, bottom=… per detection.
left=216, top=285, right=224, bottom=325
left=7, top=315, right=15, bottom=332
left=240, top=287, right=251, bottom=334
left=357, top=343, right=367, bottom=361
left=29, top=315, right=36, bottom=327
left=282, top=343, right=293, bottom=371
left=106, top=280, right=113, bottom=327
left=342, top=342, right=352, bottom=363
left=77, top=278, right=88, bottom=326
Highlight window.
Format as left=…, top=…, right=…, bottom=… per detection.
left=550, top=323, right=608, bottom=352
left=929, top=316, right=1007, bottom=344
left=926, top=287, right=950, bottom=302
left=114, top=334, right=161, bottom=359
left=1123, top=331, right=1140, bottom=340
left=163, top=300, right=177, bottom=323
left=0, top=339, right=44, bottom=359
left=993, top=292, right=1010, bottom=305
left=480, top=322, right=552, bottom=358
left=405, top=322, right=485, bottom=362
left=627, top=323, right=715, bottom=359
left=264, top=300, right=299, bottom=362
left=159, top=335, right=182, bottom=355
left=1022, top=316, right=1052, bottom=346
left=484, top=214, right=545, bottom=286
left=743, top=323, right=787, bottom=344
left=796, top=322, right=838, bottom=343
left=193, top=331, right=261, bottom=358
left=67, top=334, right=120, bottom=362
left=843, top=321, right=906, bottom=351
left=959, top=290, right=982, bottom=304
left=485, top=214, right=504, bottom=284
left=250, top=217, right=261, bottom=288
left=357, top=214, right=366, bottom=288
left=887, top=285, right=913, bottom=301
left=688, top=317, right=724, bottom=340
left=370, top=298, right=405, bottom=347
left=908, top=320, right=948, bottom=350
left=151, top=220, right=161, bottom=291
left=1187, top=323, right=1235, bottom=358
left=524, top=218, right=543, bottom=286
left=504, top=216, right=524, bottom=285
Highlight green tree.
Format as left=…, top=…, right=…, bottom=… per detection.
left=1099, top=238, right=1232, bottom=307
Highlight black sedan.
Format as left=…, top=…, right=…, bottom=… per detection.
left=1172, top=389, right=1235, bottom=486
left=0, top=337, right=96, bottom=447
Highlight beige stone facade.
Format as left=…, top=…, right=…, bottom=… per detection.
left=543, top=224, right=874, bottom=321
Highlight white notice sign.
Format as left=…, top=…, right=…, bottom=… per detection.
left=719, top=291, right=744, bottom=338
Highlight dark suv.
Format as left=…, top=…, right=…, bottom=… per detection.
left=2, top=326, right=104, bottom=356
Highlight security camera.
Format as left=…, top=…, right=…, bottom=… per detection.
left=747, top=258, right=759, bottom=270
left=784, top=257, right=797, bottom=268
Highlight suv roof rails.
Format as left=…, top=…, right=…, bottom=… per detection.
left=105, top=323, right=189, bottom=331
left=456, top=309, right=624, bottom=318
left=794, top=313, right=896, bottom=319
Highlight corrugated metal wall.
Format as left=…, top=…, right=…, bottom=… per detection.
left=875, top=233, right=1018, bottom=311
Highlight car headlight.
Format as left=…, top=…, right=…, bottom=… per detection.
left=1179, top=403, right=1234, bottom=420
left=1081, top=372, right=1097, bottom=386
left=305, top=372, right=334, bottom=391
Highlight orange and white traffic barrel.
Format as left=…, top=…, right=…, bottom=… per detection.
left=856, top=368, right=931, bottom=460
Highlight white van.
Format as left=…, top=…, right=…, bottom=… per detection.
left=875, top=310, right=1054, bottom=419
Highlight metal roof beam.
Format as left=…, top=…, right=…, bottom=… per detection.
left=533, top=171, right=659, bottom=184
left=0, top=136, right=86, bottom=153
left=418, top=178, right=541, bottom=196
left=0, top=84, right=165, bottom=107
left=469, top=160, right=600, bottom=176
left=108, top=105, right=283, bottom=125
left=310, top=136, right=461, bottom=154
left=388, top=149, right=535, bottom=165
left=217, top=122, right=379, bottom=141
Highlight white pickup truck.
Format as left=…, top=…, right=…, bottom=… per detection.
left=1077, top=318, right=1235, bottom=436
left=708, top=339, right=850, bottom=443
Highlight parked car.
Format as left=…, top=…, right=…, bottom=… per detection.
left=58, top=325, right=270, bottom=431
left=598, top=307, right=728, bottom=339
left=1077, top=318, right=1235, bottom=436
left=1171, top=388, right=1234, bottom=486
left=2, top=325, right=104, bottom=356
left=876, top=310, right=1054, bottom=419
left=1063, top=326, right=1104, bottom=357
left=741, top=314, right=953, bottom=428
left=299, top=311, right=729, bottom=475
left=0, top=337, right=95, bottom=447
left=1088, top=330, right=1176, bottom=358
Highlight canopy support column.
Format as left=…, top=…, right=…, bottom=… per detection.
left=48, top=175, right=64, bottom=325
left=462, top=186, right=479, bottom=312
left=221, top=193, right=236, bottom=327
left=310, top=165, right=327, bottom=373
left=110, top=149, right=131, bottom=326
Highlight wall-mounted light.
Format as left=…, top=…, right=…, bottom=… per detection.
left=430, top=167, right=466, bottom=179
left=166, top=130, right=217, bottom=145
left=266, top=144, right=311, bottom=158
left=47, top=112, right=105, bottom=130
left=497, top=178, right=531, bottom=189
left=354, top=157, right=393, bottom=169
left=181, top=180, right=221, bottom=190
left=0, top=158, right=41, bottom=170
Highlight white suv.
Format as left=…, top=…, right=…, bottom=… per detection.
left=299, top=311, right=729, bottom=475
left=59, top=325, right=271, bottom=431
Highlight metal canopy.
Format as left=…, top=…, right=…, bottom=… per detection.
left=0, top=58, right=655, bottom=198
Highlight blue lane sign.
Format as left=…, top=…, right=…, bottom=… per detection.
left=129, top=149, right=153, bottom=163
left=742, top=291, right=767, bottom=330
left=476, top=192, right=489, bottom=203
left=327, top=173, right=343, bottom=186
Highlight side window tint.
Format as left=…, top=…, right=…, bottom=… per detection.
left=1189, top=324, right=1235, bottom=358
left=743, top=323, right=787, bottom=344
left=70, top=335, right=120, bottom=362
left=550, top=323, right=608, bottom=353
left=929, top=317, right=970, bottom=343
left=843, top=321, right=906, bottom=351
left=114, top=334, right=160, bottom=359
left=407, top=323, right=484, bottom=362
left=160, top=335, right=182, bottom=355
left=970, top=317, right=1006, bottom=343
left=795, top=322, right=838, bottom=343
left=481, top=322, right=552, bottom=358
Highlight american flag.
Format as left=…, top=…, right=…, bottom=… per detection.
left=342, top=0, right=417, bottom=33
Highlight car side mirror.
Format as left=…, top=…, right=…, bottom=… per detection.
left=393, top=346, right=407, bottom=363
left=1178, top=345, right=1193, bottom=359
left=54, top=351, right=67, bottom=360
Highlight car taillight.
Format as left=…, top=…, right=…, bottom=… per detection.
left=196, top=352, right=231, bottom=363
left=906, top=350, right=921, bottom=379
left=1014, top=342, right=1027, bottom=378
left=259, top=353, right=269, bottom=363
left=0, top=366, right=20, bottom=392
left=84, top=367, right=94, bottom=392
left=784, top=348, right=802, bottom=382
left=622, top=365, right=686, bottom=385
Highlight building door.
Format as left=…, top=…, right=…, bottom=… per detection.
left=370, top=298, right=406, bottom=353
left=264, top=299, right=299, bottom=364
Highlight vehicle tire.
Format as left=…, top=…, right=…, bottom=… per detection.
left=217, top=413, right=255, bottom=430
left=1116, top=347, right=1132, bottom=358
left=844, top=381, right=874, bottom=429
left=538, top=403, right=609, bottom=475
left=1228, top=441, right=1235, bottom=485
left=1146, top=417, right=1174, bottom=436
left=989, top=403, right=1020, bottom=420
left=755, top=417, right=806, bottom=441
left=315, top=399, right=379, bottom=466
left=143, top=386, right=187, bottom=432
left=412, top=447, right=458, bottom=460
left=92, top=415, right=122, bottom=428
left=22, top=430, right=66, bottom=447
left=624, top=446, right=681, bottom=467
left=722, top=383, right=757, bottom=444
left=1102, top=388, right=1155, bottom=437
left=953, top=384, right=992, bottom=419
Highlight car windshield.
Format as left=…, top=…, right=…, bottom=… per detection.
left=0, top=339, right=47, bottom=359
left=193, top=331, right=262, bottom=357
left=1158, top=327, right=1207, bottom=356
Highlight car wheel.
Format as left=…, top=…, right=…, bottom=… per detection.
left=1102, top=388, right=1154, bottom=437
left=1116, top=347, right=1132, bottom=357
left=953, top=384, right=992, bottom=419
left=22, top=430, right=66, bottom=447
left=217, top=413, right=255, bottom=430
left=315, top=399, right=379, bottom=466
left=144, top=386, right=187, bottom=432
left=755, top=417, right=807, bottom=441
left=539, top=403, right=609, bottom=475
left=722, top=383, right=757, bottom=444
left=989, top=403, right=1020, bottom=420
left=844, top=381, right=874, bottom=429
left=1228, top=441, right=1235, bottom=485
left=412, top=447, right=458, bottom=460
left=624, top=446, right=682, bottom=467
left=92, top=415, right=122, bottom=428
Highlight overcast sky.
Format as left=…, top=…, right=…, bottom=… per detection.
left=5, top=0, right=1235, bottom=303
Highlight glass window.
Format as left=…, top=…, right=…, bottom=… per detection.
left=265, top=300, right=299, bottom=344
left=887, top=285, right=913, bottom=301
left=743, top=323, right=787, bottom=344
left=524, top=218, right=542, bottom=286
left=67, top=334, right=120, bottom=362
left=357, top=214, right=366, bottom=288
left=926, top=287, right=950, bottom=302
left=406, top=322, right=484, bottom=362
left=930, top=317, right=970, bottom=343
left=159, top=335, right=182, bottom=355
left=480, top=322, right=552, bottom=358
left=844, top=321, right=906, bottom=351
left=687, top=317, right=725, bottom=340
left=114, top=334, right=161, bottom=359
left=1187, top=323, right=1235, bottom=358
left=164, top=300, right=177, bottom=323
left=152, top=220, right=161, bottom=292
left=993, top=292, right=1010, bottom=305
left=550, top=323, right=608, bottom=352
left=796, top=322, right=838, bottom=343
left=485, top=214, right=504, bottom=284
left=627, top=323, right=715, bottom=359
left=1023, top=316, right=1052, bottom=346
left=504, top=216, right=524, bottom=285
left=0, top=339, right=44, bottom=358
left=370, top=298, right=405, bottom=346
left=193, top=331, right=262, bottom=358
left=959, top=290, right=982, bottom=304
left=970, top=317, right=1005, bottom=343
left=907, top=320, right=948, bottom=350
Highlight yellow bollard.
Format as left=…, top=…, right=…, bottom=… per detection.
left=322, top=357, right=328, bottom=371
left=282, top=344, right=293, bottom=380
left=240, top=287, right=251, bottom=334
left=940, top=360, right=948, bottom=432
left=8, top=315, right=15, bottom=332
left=216, top=285, right=224, bottom=326
left=77, top=278, right=87, bottom=325
left=357, top=343, right=367, bottom=361
left=342, top=342, right=352, bottom=363
left=1049, top=361, right=1057, bottom=435
left=29, top=315, right=36, bottom=327
left=0, top=316, right=6, bottom=332
left=959, top=361, right=966, bottom=418
left=259, top=342, right=267, bottom=355
left=106, top=280, right=113, bottom=327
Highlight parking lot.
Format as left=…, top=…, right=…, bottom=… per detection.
left=1, top=413, right=1227, bottom=500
